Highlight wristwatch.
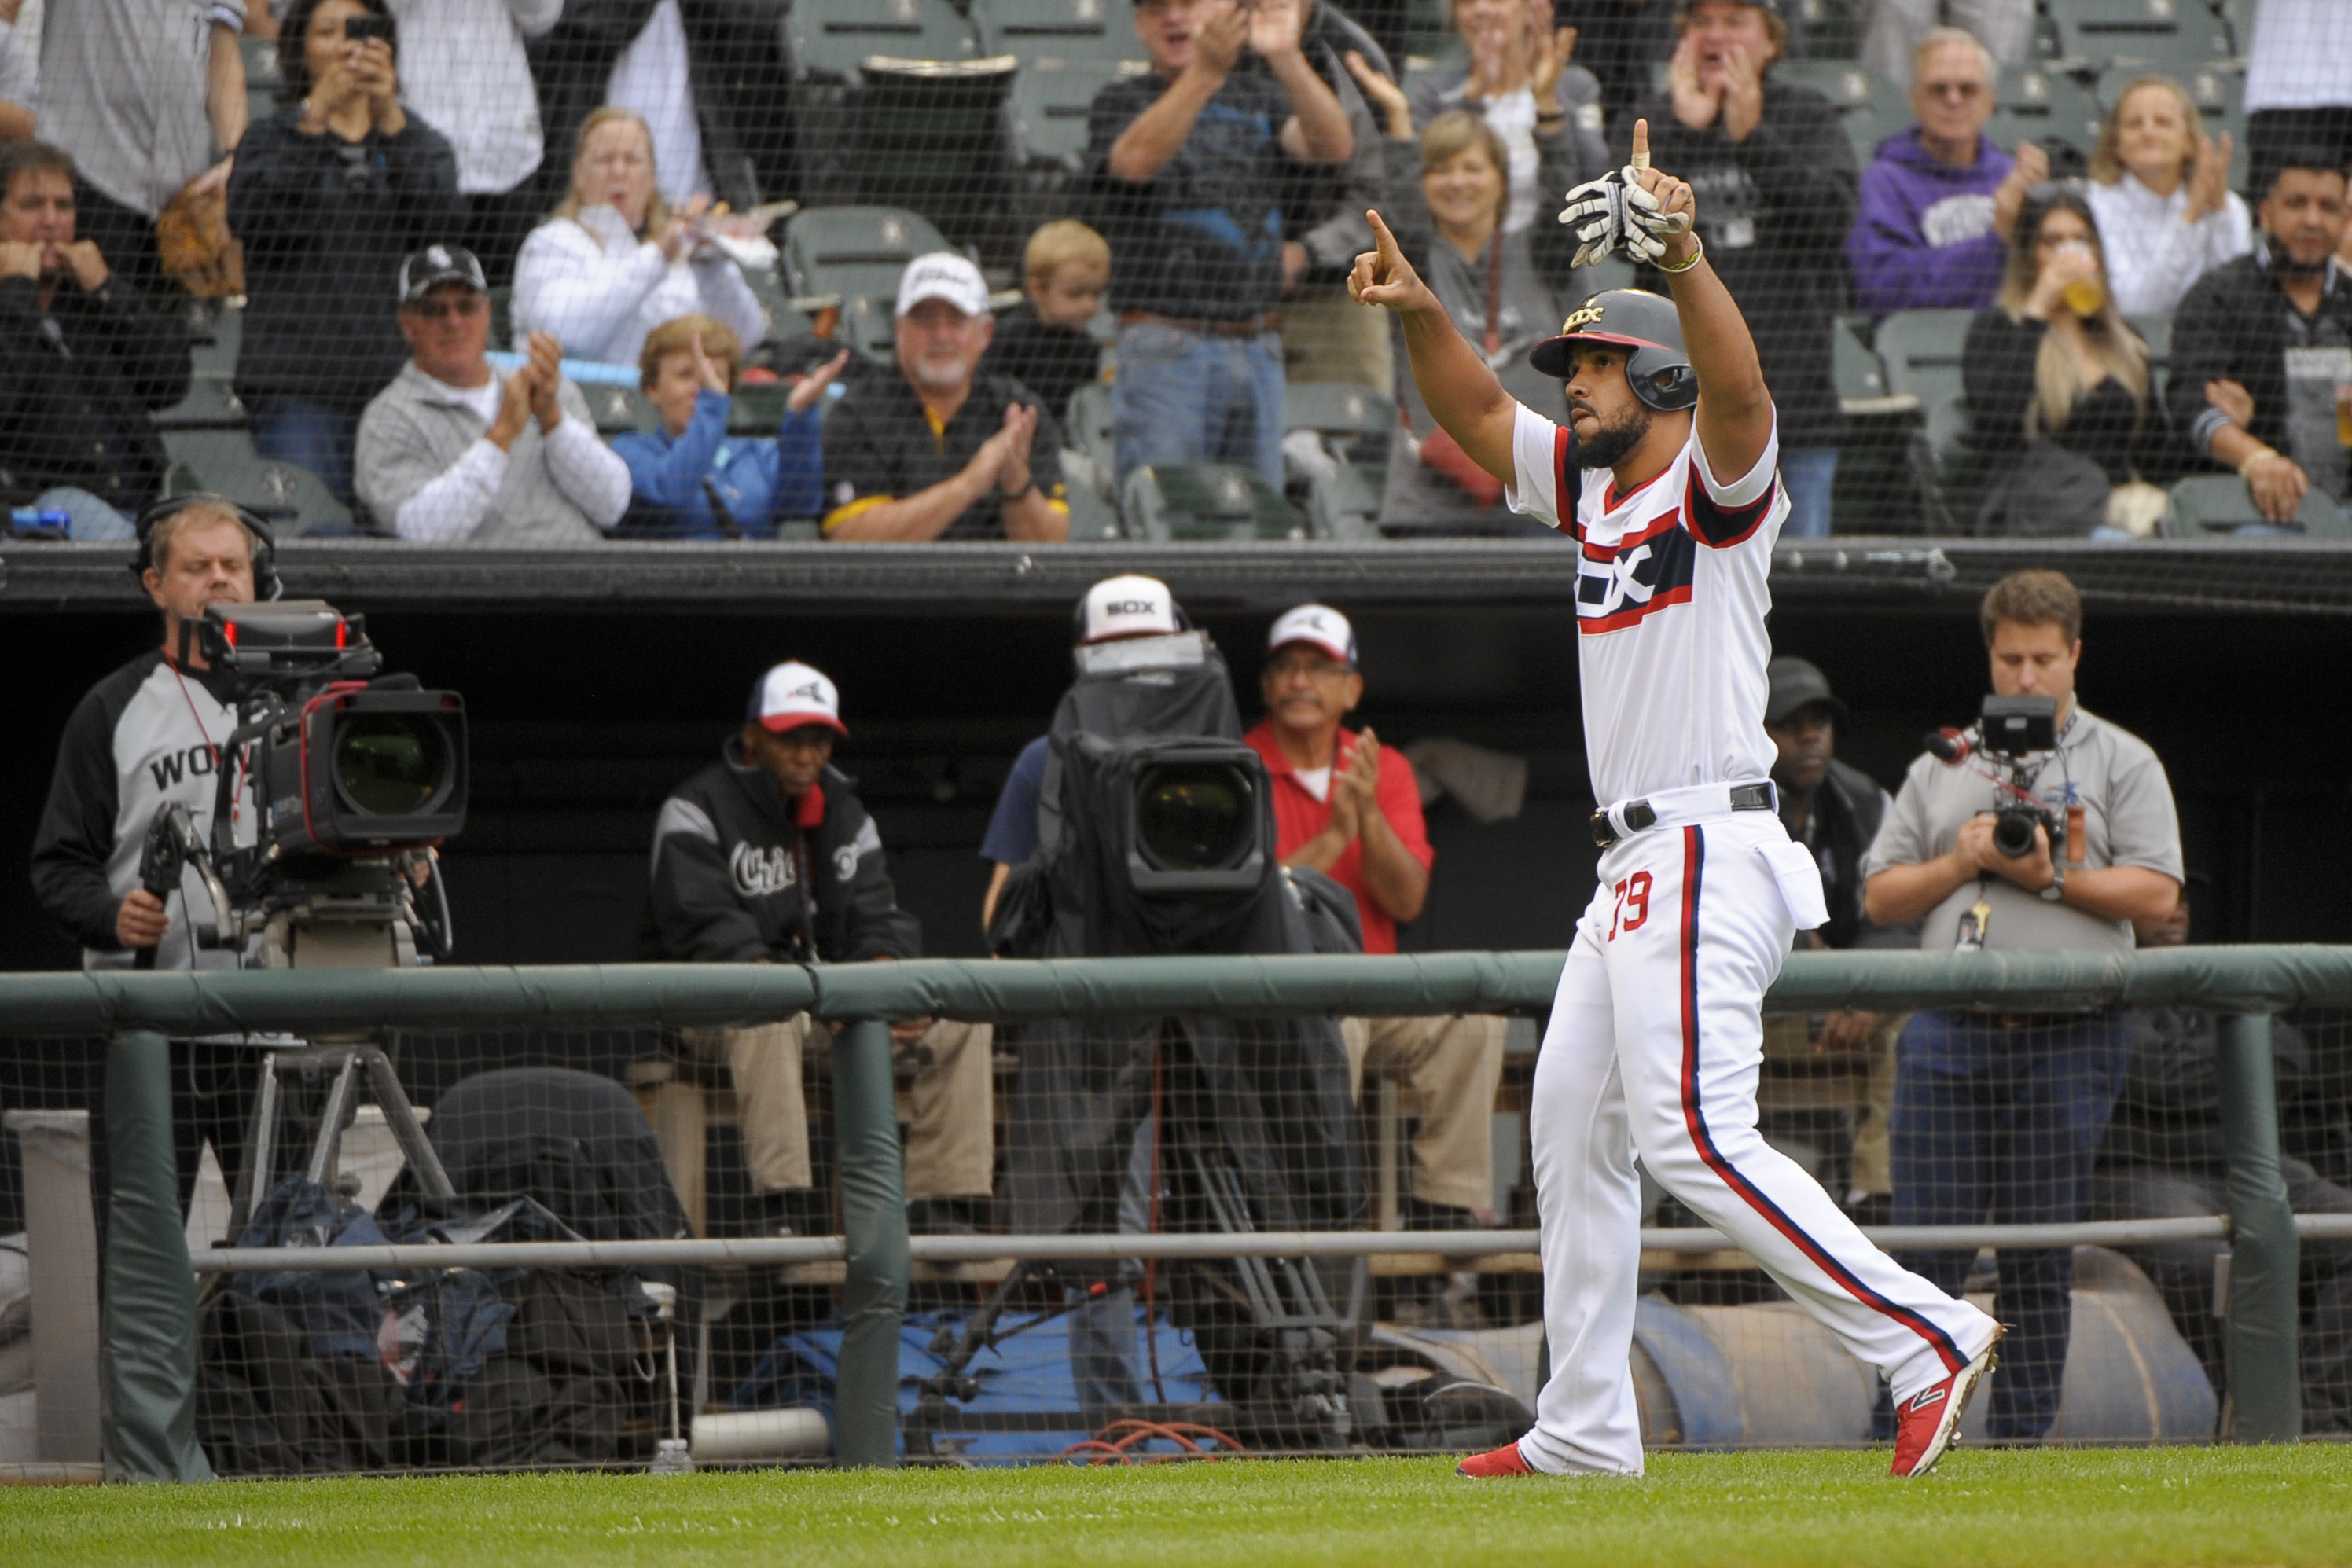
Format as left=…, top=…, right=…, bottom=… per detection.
left=2039, top=861, right=2066, bottom=902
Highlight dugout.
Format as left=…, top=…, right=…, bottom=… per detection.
left=5, top=538, right=2347, bottom=976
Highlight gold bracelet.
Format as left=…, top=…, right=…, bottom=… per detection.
left=1654, top=233, right=1704, bottom=275
left=2236, top=446, right=2278, bottom=477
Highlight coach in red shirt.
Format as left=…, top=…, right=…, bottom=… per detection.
left=1244, top=604, right=1505, bottom=1233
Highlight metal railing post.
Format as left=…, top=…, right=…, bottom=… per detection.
left=829, top=1017, right=907, bottom=1467
left=2215, top=1011, right=2301, bottom=1442
left=100, top=1030, right=212, bottom=1482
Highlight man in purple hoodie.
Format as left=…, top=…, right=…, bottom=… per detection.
left=1847, top=26, right=2045, bottom=315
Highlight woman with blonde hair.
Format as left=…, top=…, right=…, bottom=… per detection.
left=1962, top=181, right=2177, bottom=535
left=509, top=105, right=764, bottom=367
left=2083, top=76, right=2251, bottom=316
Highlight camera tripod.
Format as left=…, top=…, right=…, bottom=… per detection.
left=906, top=1031, right=1364, bottom=1457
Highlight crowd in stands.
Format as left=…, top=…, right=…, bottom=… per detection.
left=2, top=0, right=2350, bottom=542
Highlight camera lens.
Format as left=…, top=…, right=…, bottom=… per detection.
left=334, top=714, right=452, bottom=817
left=1992, top=807, right=2038, bottom=861
left=1135, top=762, right=1251, bottom=872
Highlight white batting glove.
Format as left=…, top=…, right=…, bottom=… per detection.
left=1619, top=165, right=1692, bottom=264
left=1556, top=170, right=1628, bottom=268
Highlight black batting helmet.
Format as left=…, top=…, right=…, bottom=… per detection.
left=1526, top=288, right=1699, bottom=413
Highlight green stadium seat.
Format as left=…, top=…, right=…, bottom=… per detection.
left=162, top=428, right=353, bottom=534
left=1123, top=462, right=1311, bottom=541
left=1284, top=381, right=1398, bottom=472
left=788, top=0, right=982, bottom=82
left=1009, top=55, right=1132, bottom=169
left=1986, top=64, right=2107, bottom=156
left=2163, top=474, right=2350, bottom=538
left=2045, top=0, right=2236, bottom=69
left=783, top=206, right=954, bottom=312
left=1063, top=476, right=1125, bottom=539
left=971, top=0, right=1141, bottom=64
left=1790, top=0, right=1862, bottom=61
left=188, top=301, right=241, bottom=376
left=156, top=373, right=248, bottom=430
left=581, top=382, right=659, bottom=435
left=1834, top=317, right=1904, bottom=411
left=1306, top=462, right=1386, bottom=542
left=1773, top=60, right=1912, bottom=163
left=241, top=34, right=283, bottom=130
left=1872, top=308, right=1975, bottom=406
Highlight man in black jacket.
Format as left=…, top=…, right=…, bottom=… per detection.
left=2165, top=152, right=2352, bottom=524
left=1615, top=0, right=1854, bottom=538
left=1760, top=655, right=1905, bottom=1220
left=644, top=660, right=994, bottom=1234
left=0, top=141, right=191, bottom=538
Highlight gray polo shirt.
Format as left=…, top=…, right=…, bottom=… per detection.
left=1861, top=704, right=2182, bottom=955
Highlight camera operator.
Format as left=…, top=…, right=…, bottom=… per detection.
left=1244, top=604, right=1505, bottom=1237
left=30, top=497, right=267, bottom=1217
left=644, top=661, right=994, bottom=1236
left=1861, top=568, right=2182, bottom=1441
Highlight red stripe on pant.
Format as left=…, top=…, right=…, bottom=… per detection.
left=1674, top=824, right=1967, bottom=1375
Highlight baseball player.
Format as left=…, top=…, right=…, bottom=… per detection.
left=1350, top=119, right=2001, bottom=1480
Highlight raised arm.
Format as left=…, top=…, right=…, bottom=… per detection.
left=1350, top=209, right=1518, bottom=481
left=1108, top=3, right=1248, bottom=182
left=1629, top=120, right=1772, bottom=483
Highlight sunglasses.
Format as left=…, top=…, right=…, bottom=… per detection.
left=1918, top=79, right=1987, bottom=101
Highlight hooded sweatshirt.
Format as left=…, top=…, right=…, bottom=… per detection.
left=1847, top=127, right=2015, bottom=317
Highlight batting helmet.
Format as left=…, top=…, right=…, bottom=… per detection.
left=1526, top=288, right=1698, bottom=413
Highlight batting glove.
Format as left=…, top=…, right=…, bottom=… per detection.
left=1619, top=167, right=1692, bottom=263
left=1556, top=170, right=1628, bottom=269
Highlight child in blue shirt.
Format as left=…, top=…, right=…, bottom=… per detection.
left=615, top=314, right=849, bottom=538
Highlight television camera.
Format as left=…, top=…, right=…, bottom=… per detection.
left=134, top=600, right=467, bottom=971
left=1924, top=694, right=2071, bottom=863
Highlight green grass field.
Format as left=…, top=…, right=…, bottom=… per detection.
left=9, top=1448, right=2350, bottom=1567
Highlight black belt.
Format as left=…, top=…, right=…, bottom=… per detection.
left=1591, top=781, right=1777, bottom=850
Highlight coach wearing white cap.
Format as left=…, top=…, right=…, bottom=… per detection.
left=1244, top=604, right=1505, bottom=1243
left=645, top=660, right=996, bottom=1235
left=820, top=252, right=1071, bottom=542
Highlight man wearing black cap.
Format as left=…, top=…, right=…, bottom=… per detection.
left=354, top=243, right=630, bottom=543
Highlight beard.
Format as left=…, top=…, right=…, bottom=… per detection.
left=910, top=351, right=973, bottom=391
left=1568, top=397, right=1655, bottom=470
left=2262, top=231, right=2329, bottom=278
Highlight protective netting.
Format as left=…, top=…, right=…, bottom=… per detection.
left=2, top=1002, right=2344, bottom=1473
left=3, top=0, right=2347, bottom=546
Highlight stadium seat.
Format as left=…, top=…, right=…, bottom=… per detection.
left=787, top=0, right=982, bottom=83
left=970, top=0, right=1141, bottom=64
left=2045, top=0, right=2236, bottom=70
left=1009, top=55, right=1132, bottom=170
left=162, top=428, right=354, bottom=533
left=581, top=382, right=659, bottom=435
left=188, top=301, right=241, bottom=377
left=156, top=373, right=248, bottom=431
left=1872, top=308, right=1975, bottom=406
left=2126, top=312, right=2172, bottom=400
left=1065, top=380, right=1117, bottom=485
left=1063, top=474, right=1125, bottom=539
left=783, top=206, right=954, bottom=311
left=1833, top=317, right=1905, bottom=412
left=1285, top=382, right=1397, bottom=457
left=1792, top=0, right=1862, bottom=61
left=2163, top=475, right=2350, bottom=538
left=1306, top=463, right=1385, bottom=542
left=1123, top=462, right=1313, bottom=541
left=241, top=34, right=283, bottom=131
left=1773, top=60, right=1912, bottom=163
left=1986, top=64, right=2106, bottom=158
left=848, top=56, right=1019, bottom=255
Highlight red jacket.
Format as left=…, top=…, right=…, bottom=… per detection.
left=1244, top=720, right=1433, bottom=955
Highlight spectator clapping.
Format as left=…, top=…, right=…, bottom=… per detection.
left=2083, top=77, right=2252, bottom=318
left=613, top=314, right=849, bottom=538
left=511, top=105, right=764, bottom=369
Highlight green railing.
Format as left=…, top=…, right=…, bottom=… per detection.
left=8, top=944, right=2348, bottom=1478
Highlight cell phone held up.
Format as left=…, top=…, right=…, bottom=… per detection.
left=344, top=13, right=394, bottom=42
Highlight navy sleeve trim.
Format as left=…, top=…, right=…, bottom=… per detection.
left=1682, top=465, right=1777, bottom=549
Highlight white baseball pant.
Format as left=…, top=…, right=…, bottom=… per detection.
left=1521, top=807, right=1998, bottom=1476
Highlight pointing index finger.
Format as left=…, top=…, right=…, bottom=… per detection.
left=1366, top=208, right=1402, bottom=257
left=1631, top=117, right=1651, bottom=171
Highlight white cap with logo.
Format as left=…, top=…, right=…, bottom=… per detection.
left=1078, top=574, right=1181, bottom=644
left=747, top=660, right=847, bottom=735
left=1267, top=604, right=1357, bottom=667
left=895, top=252, right=992, bottom=319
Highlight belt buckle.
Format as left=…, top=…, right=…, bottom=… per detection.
left=1589, top=808, right=1615, bottom=849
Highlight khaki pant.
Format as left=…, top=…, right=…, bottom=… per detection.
left=683, top=1015, right=995, bottom=1201
left=1850, top=1012, right=1906, bottom=1199
left=1340, top=1013, right=1506, bottom=1214
left=1281, top=281, right=1395, bottom=393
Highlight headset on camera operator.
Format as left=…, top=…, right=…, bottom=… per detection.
left=29, top=494, right=277, bottom=1216
left=1859, top=567, right=2181, bottom=1443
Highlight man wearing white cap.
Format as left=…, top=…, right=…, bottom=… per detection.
left=820, top=251, right=1071, bottom=542
left=978, top=574, right=1185, bottom=931
left=1244, top=604, right=1505, bottom=1249
left=645, top=660, right=996, bottom=1235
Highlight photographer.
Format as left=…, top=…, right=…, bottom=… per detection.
left=30, top=498, right=266, bottom=1214
left=1861, top=568, right=2182, bottom=1441
left=644, top=661, right=994, bottom=1236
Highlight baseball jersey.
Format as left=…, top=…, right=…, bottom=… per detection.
left=1505, top=403, right=1789, bottom=807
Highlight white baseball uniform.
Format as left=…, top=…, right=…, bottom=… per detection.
left=1504, top=401, right=1998, bottom=1475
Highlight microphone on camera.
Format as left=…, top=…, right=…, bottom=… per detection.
left=1924, top=727, right=1972, bottom=765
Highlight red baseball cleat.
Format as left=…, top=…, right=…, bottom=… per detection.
left=1890, top=1327, right=2005, bottom=1479
left=1457, top=1441, right=1536, bottom=1478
